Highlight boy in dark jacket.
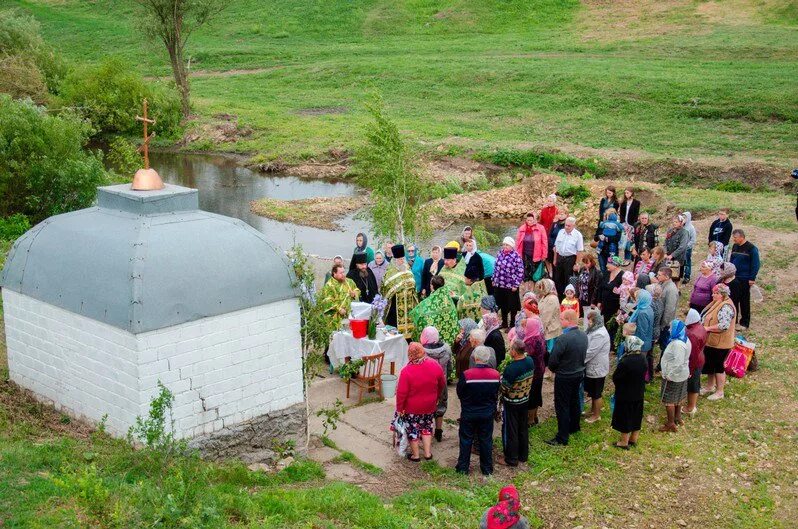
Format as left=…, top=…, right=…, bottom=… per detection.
left=456, top=346, right=500, bottom=475
left=708, top=209, right=733, bottom=248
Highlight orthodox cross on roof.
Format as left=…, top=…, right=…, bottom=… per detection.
left=135, top=98, right=156, bottom=170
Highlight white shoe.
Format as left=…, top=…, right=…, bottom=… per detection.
left=699, top=387, right=715, bottom=396
left=681, top=406, right=698, bottom=416
left=707, top=392, right=725, bottom=401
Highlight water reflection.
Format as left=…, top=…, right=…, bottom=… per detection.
left=150, top=152, right=518, bottom=258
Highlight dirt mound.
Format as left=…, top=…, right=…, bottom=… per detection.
left=181, top=119, right=253, bottom=147
left=250, top=196, right=364, bottom=230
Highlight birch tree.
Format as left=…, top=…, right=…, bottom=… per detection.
left=356, top=95, right=431, bottom=244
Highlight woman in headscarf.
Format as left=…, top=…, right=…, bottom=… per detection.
left=584, top=309, right=611, bottom=424
left=420, top=326, right=452, bottom=442
left=683, top=308, right=707, bottom=416
left=659, top=319, right=691, bottom=432
left=681, top=211, right=697, bottom=283
left=453, top=318, right=478, bottom=378
left=393, top=342, right=447, bottom=462
left=718, top=261, right=740, bottom=312
left=700, top=283, right=736, bottom=401
left=597, top=256, right=624, bottom=344
left=664, top=215, right=689, bottom=284
left=493, top=236, right=524, bottom=329
left=368, top=250, right=389, bottom=288
left=421, top=245, right=443, bottom=298
left=479, top=295, right=500, bottom=329
left=707, top=241, right=725, bottom=278
left=536, top=278, right=562, bottom=357
left=519, top=300, right=545, bottom=426
left=406, top=243, right=425, bottom=294
left=354, top=232, right=374, bottom=263
left=482, top=312, right=506, bottom=368
left=460, top=226, right=476, bottom=252
left=611, top=336, right=648, bottom=449
left=629, top=288, right=654, bottom=368
left=689, top=260, right=718, bottom=313
left=479, top=484, right=529, bottom=529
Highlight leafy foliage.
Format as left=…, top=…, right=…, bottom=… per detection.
left=107, top=136, right=143, bottom=178
left=0, top=213, right=31, bottom=241
left=356, top=94, right=431, bottom=243
left=59, top=56, right=182, bottom=138
left=712, top=180, right=752, bottom=193
left=0, top=9, right=68, bottom=95
left=0, top=95, right=109, bottom=223
left=0, top=54, right=48, bottom=103
left=557, top=181, right=592, bottom=207
left=475, top=148, right=608, bottom=177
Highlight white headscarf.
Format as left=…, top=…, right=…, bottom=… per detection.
left=685, top=308, right=701, bottom=326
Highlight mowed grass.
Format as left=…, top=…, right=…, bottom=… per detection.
left=9, top=0, right=798, bottom=163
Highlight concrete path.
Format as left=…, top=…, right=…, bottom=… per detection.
left=306, top=364, right=557, bottom=493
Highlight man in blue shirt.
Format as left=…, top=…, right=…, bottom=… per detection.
left=729, top=229, right=760, bottom=330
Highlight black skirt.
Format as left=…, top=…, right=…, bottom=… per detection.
left=584, top=376, right=606, bottom=399
left=493, top=286, right=521, bottom=312
left=612, top=400, right=644, bottom=433
left=528, top=375, right=543, bottom=409
left=702, top=346, right=730, bottom=375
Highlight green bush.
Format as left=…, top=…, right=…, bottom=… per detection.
left=0, top=213, right=31, bottom=240
left=0, top=95, right=109, bottom=223
left=557, top=181, right=591, bottom=206
left=0, top=54, right=48, bottom=103
left=0, top=9, right=68, bottom=95
left=59, top=56, right=182, bottom=138
left=712, top=180, right=752, bottom=193
left=475, top=148, right=607, bottom=177
left=107, top=136, right=142, bottom=178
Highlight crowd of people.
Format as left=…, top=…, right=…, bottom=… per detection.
left=317, top=186, right=761, bottom=477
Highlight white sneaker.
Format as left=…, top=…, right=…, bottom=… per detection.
left=707, top=392, right=725, bottom=401
left=699, top=387, right=715, bottom=396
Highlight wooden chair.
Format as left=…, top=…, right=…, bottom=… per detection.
left=346, top=352, right=385, bottom=403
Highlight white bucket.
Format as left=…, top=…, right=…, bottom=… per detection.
left=381, top=374, right=398, bottom=399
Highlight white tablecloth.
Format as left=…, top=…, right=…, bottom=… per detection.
left=329, top=331, right=409, bottom=371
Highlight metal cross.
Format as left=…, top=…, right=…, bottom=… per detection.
left=135, top=99, right=157, bottom=170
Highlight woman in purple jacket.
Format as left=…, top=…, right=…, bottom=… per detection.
left=689, top=260, right=718, bottom=313
left=493, top=237, right=525, bottom=329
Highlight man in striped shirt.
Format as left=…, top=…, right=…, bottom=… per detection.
left=498, top=339, right=535, bottom=467
left=455, top=346, right=501, bottom=476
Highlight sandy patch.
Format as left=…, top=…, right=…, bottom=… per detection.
left=250, top=196, right=364, bottom=230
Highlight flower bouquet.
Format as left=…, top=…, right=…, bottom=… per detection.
left=368, top=295, right=388, bottom=340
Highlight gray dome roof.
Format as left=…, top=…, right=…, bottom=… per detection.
left=1, top=184, right=297, bottom=333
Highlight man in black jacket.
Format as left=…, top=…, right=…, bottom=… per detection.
left=455, top=346, right=501, bottom=476
left=708, top=209, right=733, bottom=248
left=546, top=310, right=589, bottom=446
left=631, top=212, right=658, bottom=261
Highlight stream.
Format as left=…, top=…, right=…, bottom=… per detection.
left=150, top=152, right=518, bottom=258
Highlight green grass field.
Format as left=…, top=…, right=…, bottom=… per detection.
left=9, top=0, right=798, bottom=163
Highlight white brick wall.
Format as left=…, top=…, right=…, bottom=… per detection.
left=3, top=290, right=304, bottom=440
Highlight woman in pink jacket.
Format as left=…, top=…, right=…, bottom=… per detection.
left=393, top=342, right=447, bottom=462
left=516, top=211, right=549, bottom=283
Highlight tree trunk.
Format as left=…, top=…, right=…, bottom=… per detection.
left=167, top=41, right=191, bottom=118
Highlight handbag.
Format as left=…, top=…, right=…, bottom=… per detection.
left=733, top=336, right=757, bottom=371
left=532, top=261, right=546, bottom=282
left=392, top=416, right=409, bottom=456
left=724, top=346, right=748, bottom=378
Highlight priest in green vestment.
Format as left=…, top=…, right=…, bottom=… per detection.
left=409, top=275, right=459, bottom=344
left=318, top=262, right=360, bottom=334
left=437, top=246, right=486, bottom=321
left=380, top=244, right=418, bottom=339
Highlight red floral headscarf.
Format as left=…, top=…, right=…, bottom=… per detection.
left=486, top=485, right=521, bottom=529
left=407, top=342, right=426, bottom=364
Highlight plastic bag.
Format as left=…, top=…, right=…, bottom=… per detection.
left=350, top=302, right=372, bottom=320
left=393, top=416, right=409, bottom=457
left=750, top=284, right=764, bottom=303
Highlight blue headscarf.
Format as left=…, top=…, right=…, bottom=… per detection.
left=629, top=289, right=652, bottom=323
left=670, top=319, right=688, bottom=343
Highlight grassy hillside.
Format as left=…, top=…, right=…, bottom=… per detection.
left=9, top=0, right=798, bottom=164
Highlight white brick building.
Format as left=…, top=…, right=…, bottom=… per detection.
left=1, top=184, right=305, bottom=457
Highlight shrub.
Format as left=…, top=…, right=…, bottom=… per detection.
left=0, top=213, right=31, bottom=240
left=59, top=56, right=182, bottom=138
left=0, top=9, right=68, bottom=95
left=557, top=181, right=591, bottom=206
left=107, top=136, right=142, bottom=178
left=475, top=148, right=607, bottom=177
left=0, top=54, right=48, bottom=103
left=0, top=95, right=109, bottom=223
left=712, top=180, right=752, bottom=193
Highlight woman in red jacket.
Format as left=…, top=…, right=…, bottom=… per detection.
left=516, top=211, right=549, bottom=284
left=393, top=342, right=447, bottom=462
left=683, top=308, right=707, bottom=416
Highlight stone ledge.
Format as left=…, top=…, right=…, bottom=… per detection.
left=189, top=402, right=307, bottom=462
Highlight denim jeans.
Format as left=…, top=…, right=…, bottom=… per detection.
left=456, top=415, right=494, bottom=475
left=683, top=248, right=693, bottom=281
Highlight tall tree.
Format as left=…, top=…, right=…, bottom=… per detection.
left=356, top=94, right=431, bottom=244
left=133, top=0, right=228, bottom=117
